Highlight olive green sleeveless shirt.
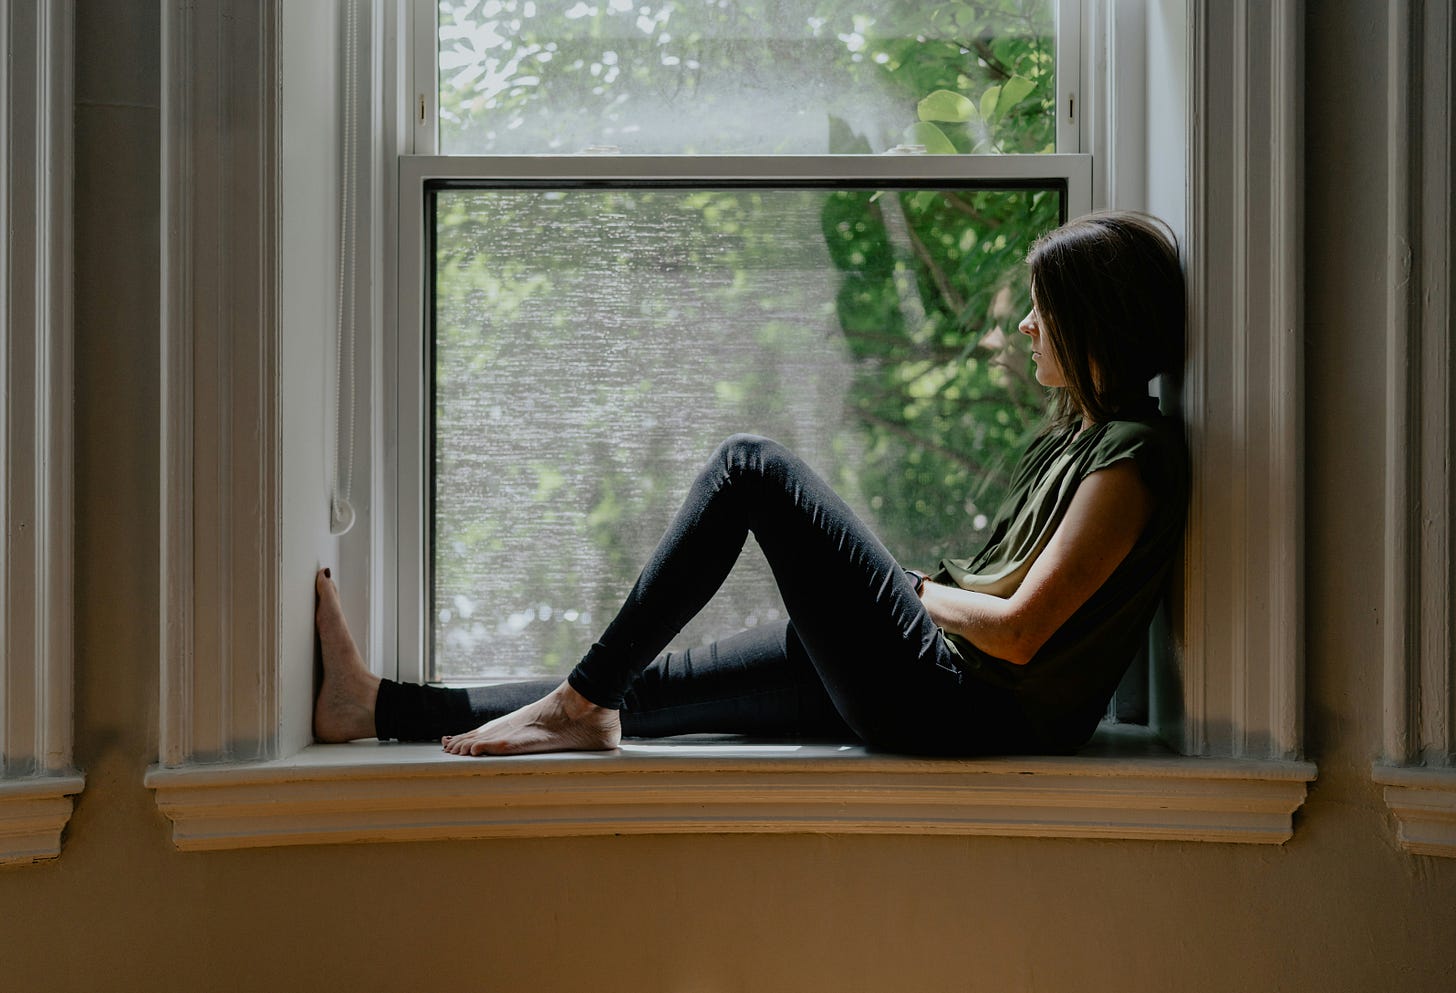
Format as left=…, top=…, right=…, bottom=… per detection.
left=932, top=395, right=1189, bottom=750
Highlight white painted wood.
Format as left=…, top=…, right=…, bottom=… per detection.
left=1176, top=0, right=1304, bottom=761
left=278, top=0, right=345, bottom=760
left=1057, top=0, right=1083, bottom=154
left=1169, top=0, right=1206, bottom=757
left=1381, top=0, right=1454, bottom=771
left=159, top=0, right=283, bottom=765
left=1373, top=766, right=1456, bottom=858
left=1412, top=0, right=1452, bottom=765
left=0, top=0, right=81, bottom=844
left=0, top=775, right=85, bottom=866
left=1382, top=0, right=1416, bottom=769
left=409, top=0, right=435, bottom=154
left=146, top=733, right=1315, bottom=851
left=1377, top=0, right=1454, bottom=858
left=370, top=0, right=411, bottom=684
left=1099, top=0, right=1148, bottom=209
left=1267, top=0, right=1304, bottom=771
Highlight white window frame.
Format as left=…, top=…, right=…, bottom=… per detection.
left=148, top=0, right=1318, bottom=852
left=392, top=153, right=1093, bottom=687
left=0, top=0, right=83, bottom=867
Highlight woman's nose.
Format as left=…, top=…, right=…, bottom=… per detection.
left=1018, top=312, right=1035, bottom=335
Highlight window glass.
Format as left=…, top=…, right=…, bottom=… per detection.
left=431, top=184, right=1061, bottom=681
left=437, top=0, right=1058, bottom=155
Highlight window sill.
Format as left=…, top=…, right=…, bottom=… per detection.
left=144, top=725, right=1315, bottom=851
left=1372, top=765, right=1456, bottom=858
left=0, top=774, right=86, bottom=867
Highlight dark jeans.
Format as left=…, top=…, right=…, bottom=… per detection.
left=376, top=435, right=1033, bottom=755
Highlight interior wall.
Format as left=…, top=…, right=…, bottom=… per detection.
left=0, top=2, right=1453, bottom=991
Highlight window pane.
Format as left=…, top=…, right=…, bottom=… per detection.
left=432, top=185, right=1060, bottom=682
left=438, top=1, right=1058, bottom=155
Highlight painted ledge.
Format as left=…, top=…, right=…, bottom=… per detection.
left=1372, top=765, right=1456, bottom=858
left=0, top=774, right=86, bottom=867
left=145, top=726, right=1315, bottom=851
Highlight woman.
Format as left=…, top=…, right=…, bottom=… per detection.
left=314, top=210, right=1187, bottom=757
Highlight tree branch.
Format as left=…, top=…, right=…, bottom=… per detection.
left=838, top=327, right=974, bottom=363
left=900, top=211, right=967, bottom=318
left=852, top=405, right=995, bottom=479
left=969, top=35, right=1014, bottom=81
left=941, top=191, right=1004, bottom=229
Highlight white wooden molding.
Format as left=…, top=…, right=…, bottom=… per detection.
left=0, top=0, right=82, bottom=863
left=1172, top=0, right=1304, bottom=760
left=1373, top=767, right=1456, bottom=858
left=1378, top=0, right=1455, bottom=857
left=146, top=729, right=1315, bottom=851
left=0, top=775, right=85, bottom=867
left=159, top=0, right=283, bottom=765
left=151, top=0, right=1321, bottom=849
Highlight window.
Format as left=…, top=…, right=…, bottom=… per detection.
left=149, top=0, right=1317, bottom=851
left=400, top=0, right=1089, bottom=686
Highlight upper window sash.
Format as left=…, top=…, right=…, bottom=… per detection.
left=407, top=0, right=1083, bottom=157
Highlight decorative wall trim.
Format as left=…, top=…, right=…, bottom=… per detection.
left=1373, top=767, right=1456, bottom=858
left=0, top=775, right=85, bottom=866
left=1174, top=0, right=1304, bottom=760
left=0, top=0, right=81, bottom=864
left=1379, top=0, right=1454, bottom=856
left=159, top=0, right=283, bottom=765
left=146, top=734, right=1316, bottom=851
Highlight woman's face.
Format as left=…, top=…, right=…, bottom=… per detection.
left=1018, top=308, right=1066, bottom=388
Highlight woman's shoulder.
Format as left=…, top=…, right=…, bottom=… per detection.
left=1081, top=403, right=1188, bottom=494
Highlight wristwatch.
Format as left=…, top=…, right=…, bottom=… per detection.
left=904, top=568, right=929, bottom=596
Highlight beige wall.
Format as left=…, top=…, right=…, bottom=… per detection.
left=2, top=2, right=1453, bottom=990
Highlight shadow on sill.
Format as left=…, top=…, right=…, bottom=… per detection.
left=611, top=721, right=1173, bottom=759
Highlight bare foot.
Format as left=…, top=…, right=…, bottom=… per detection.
left=442, top=681, right=621, bottom=756
left=314, top=568, right=381, bottom=742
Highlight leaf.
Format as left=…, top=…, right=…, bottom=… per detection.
left=980, top=85, right=1002, bottom=122
left=999, top=75, right=1037, bottom=110
left=903, top=122, right=957, bottom=155
left=917, top=89, right=974, bottom=123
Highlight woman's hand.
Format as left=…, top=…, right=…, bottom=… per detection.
left=920, top=459, right=1153, bottom=665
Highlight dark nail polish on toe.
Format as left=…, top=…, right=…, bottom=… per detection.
left=324, top=567, right=332, bottom=578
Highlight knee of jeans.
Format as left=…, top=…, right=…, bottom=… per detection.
left=716, top=433, right=779, bottom=472
left=713, top=428, right=792, bottom=463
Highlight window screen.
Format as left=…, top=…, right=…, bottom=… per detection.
left=431, top=184, right=1062, bottom=681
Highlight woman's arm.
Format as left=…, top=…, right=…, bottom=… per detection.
left=918, top=459, right=1154, bottom=665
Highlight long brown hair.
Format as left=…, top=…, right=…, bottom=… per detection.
left=1026, top=211, right=1185, bottom=427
